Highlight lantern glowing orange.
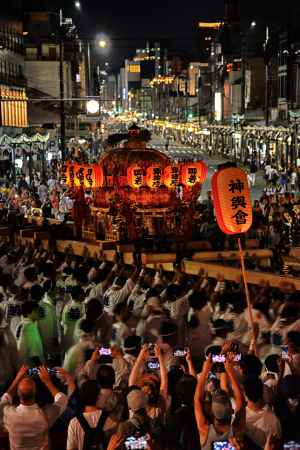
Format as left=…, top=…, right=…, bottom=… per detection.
left=181, top=161, right=208, bottom=187
left=146, top=165, right=163, bottom=189
left=66, top=163, right=78, bottom=186
left=164, top=165, right=180, bottom=188
left=84, top=165, right=103, bottom=188
left=127, top=165, right=144, bottom=188
left=212, top=167, right=253, bottom=235
left=64, top=163, right=103, bottom=188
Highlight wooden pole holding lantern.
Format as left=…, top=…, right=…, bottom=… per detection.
left=212, top=166, right=256, bottom=342
left=237, top=237, right=255, bottom=335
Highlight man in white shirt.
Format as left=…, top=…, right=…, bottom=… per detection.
left=103, top=272, right=137, bottom=316
left=137, top=297, right=167, bottom=343
left=127, top=268, right=164, bottom=328
left=58, top=190, right=74, bottom=220
left=244, top=377, right=281, bottom=448
left=67, top=380, right=116, bottom=450
left=1, top=365, right=69, bottom=450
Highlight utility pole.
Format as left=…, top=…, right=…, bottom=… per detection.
left=241, top=33, right=246, bottom=116
left=87, top=41, right=92, bottom=95
left=265, top=27, right=270, bottom=127
left=59, top=9, right=66, bottom=161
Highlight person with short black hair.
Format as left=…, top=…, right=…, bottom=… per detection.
left=244, top=377, right=281, bottom=448
left=67, top=380, right=117, bottom=450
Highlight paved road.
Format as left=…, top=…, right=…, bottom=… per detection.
left=150, top=136, right=265, bottom=201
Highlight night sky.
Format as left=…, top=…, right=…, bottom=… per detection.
left=21, top=0, right=293, bottom=71
left=23, top=0, right=224, bottom=70
left=72, top=0, right=225, bottom=71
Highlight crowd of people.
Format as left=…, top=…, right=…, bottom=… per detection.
left=0, top=172, right=78, bottom=222
left=0, top=238, right=299, bottom=450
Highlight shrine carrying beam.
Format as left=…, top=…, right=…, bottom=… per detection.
left=192, top=249, right=272, bottom=265
left=182, top=260, right=300, bottom=290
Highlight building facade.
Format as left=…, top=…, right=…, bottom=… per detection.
left=0, top=17, right=27, bottom=132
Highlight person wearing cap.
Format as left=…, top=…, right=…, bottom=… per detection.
left=129, top=343, right=168, bottom=422
left=126, top=387, right=148, bottom=416
left=107, top=388, right=153, bottom=449
left=194, top=354, right=245, bottom=450
left=136, top=297, right=166, bottom=343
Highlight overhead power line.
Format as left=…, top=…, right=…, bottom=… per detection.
left=0, top=96, right=109, bottom=102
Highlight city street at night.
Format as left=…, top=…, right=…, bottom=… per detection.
left=1, top=1, right=300, bottom=450
left=149, top=134, right=266, bottom=200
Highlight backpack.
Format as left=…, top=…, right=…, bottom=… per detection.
left=177, top=406, right=201, bottom=450
left=76, top=410, right=109, bottom=450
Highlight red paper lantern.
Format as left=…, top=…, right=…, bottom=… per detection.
left=181, top=161, right=208, bottom=187
left=75, top=165, right=85, bottom=187
left=127, top=165, right=144, bottom=188
left=60, top=163, right=68, bottom=184
left=146, top=165, right=163, bottom=189
left=212, top=167, right=253, bottom=235
left=64, top=163, right=103, bottom=188
left=66, top=163, right=78, bottom=187
left=164, top=165, right=180, bottom=188
left=84, top=165, right=103, bottom=188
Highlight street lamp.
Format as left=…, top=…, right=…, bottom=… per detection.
left=86, top=35, right=110, bottom=96
left=75, top=0, right=81, bottom=10
left=86, top=99, right=100, bottom=114
left=98, top=39, right=108, bottom=49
